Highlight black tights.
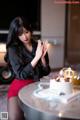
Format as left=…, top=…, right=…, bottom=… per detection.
left=8, top=97, right=25, bottom=120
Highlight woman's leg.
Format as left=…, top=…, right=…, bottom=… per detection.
left=8, top=97, right=25, bottom=120
left=7, top=79, right=34, bottom=120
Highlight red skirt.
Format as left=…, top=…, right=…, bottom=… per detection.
left=8, top=79, right=34, bottom=99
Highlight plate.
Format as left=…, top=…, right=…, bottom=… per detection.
left=33, top=88, right=50, bottom=99
left=33, top=87, right=80, bottom=103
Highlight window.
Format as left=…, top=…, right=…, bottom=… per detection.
left=0, top=0, right=41, bottom=42
left=0, top=0, right=40, bottom=30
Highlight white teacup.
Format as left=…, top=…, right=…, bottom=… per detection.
left=50, top=79, right=73, bottom=95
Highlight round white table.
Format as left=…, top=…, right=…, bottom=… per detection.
left=18, top=82, right=80, bottom=120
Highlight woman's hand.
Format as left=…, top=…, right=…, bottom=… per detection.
left=31, top=40, right=48, bottom=68
left=42, top=40, right=48, bottom=58
left=31, top=40, right=43, bottom=68
left=41, top=40, right=48, bottom=66
left=35, top=40, right=43, bottom=60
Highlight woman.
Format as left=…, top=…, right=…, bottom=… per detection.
left=5, top=17, right=51, bottom=120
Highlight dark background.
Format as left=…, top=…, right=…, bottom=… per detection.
left=0, top=0, right=41, bottom=42
left=0, top=0, right=40, bottom=30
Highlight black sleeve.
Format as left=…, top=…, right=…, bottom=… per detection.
left=8, top=47, right=34, bottom=80
left=41, top=53, right=51, bottom=76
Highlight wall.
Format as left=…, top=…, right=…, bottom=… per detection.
left=67, top=5, right=80, bottom=64
left=41, top=0, right=65, bottom=69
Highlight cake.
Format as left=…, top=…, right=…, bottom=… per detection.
left=50, top=67, right=80, bottom=95
left=50, top=79, right=73, bottom=95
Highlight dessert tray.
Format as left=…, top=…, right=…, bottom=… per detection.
left=33, top=82, right=80, bottom=104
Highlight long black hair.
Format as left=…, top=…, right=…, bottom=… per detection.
left=4, top=16, right=32, bottom=63
left=6, top=16, right=32, bottom=48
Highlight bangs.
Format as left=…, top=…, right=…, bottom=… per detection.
left=17, top=25, right=32, bottom=36
left=17, top=27, right=23, bottom=36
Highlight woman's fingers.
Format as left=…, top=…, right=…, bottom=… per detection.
left=35, top=40, right=43, bottom=59
left=42, top=40, right=48, bottom=57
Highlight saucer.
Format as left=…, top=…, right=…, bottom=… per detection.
left=33, top=88, right=52, bottom=100
left=33, top=84, right=80, bottom=103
